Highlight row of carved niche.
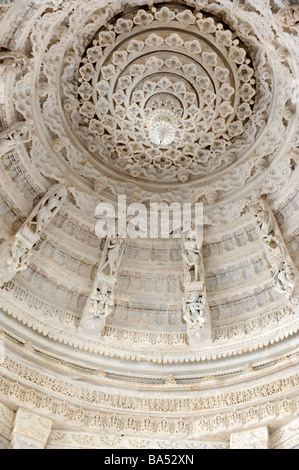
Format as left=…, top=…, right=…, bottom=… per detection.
left=0, top=158, right=295, bottom=270
left=0, top=162, right=263, bottom=263
left=113, top=282, right=281, bottom=324
left=14, top=267, right=87, bottom=314
left=213, top=304, right=296, bottom=341
left=1, top=152, right=43, bottom=204
left=20, top=239, right=277, bottom=303
left=1, top=1, right=41, bottom=53
left=3, top=184, right=297, bottom=272
left=209, top=283, right=281, bottom=320
left=31, top=217, right=299, bottom=293
left=39, top=211, right=262, bottom=264
left=116, top=255, right=270, bottom=295
left=110, top=304, right=183, bottom=327
left=0, top=154, right=263, bottom=258
left=122, top=226, right=261, bottom=262
left=10, top=264, right=282, bottom=327
left=18, top=239, right=274, bottom=301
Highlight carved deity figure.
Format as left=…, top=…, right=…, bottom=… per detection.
left=272, top=261, right=295, bottom=297
left=275, top=4, right=299, bottom=28
left=182, top=230, right=202, bottom=282
left=81, top=285, right=114, bottom=334
left=89, top=285, right=115, bottom=319
left=0, top=123, right=31, bottom=156
left=0, top=237, right=32, bottom=287
left=183, top=291, right=207, bottom=328
left=250, top=199, right=283, bottom=254
left=27, top=186, right=67, bottom=235
left=99, top=238, right=124, bottom=277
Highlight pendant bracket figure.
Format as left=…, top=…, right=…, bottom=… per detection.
left=182, top=228, right=212, bottom=348
left=80, top=237, right=126, bottom=336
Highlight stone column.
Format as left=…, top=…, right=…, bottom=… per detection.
left=230, top=426, right=269, bottom=449
left=11, top=407, right=52, bottom=449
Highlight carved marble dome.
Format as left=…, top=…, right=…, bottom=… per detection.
left=0, top=0, right=298, bottom=450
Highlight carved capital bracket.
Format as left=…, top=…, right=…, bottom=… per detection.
left=11, top=407, right=52, bottom=449
left=182, top=229, right=213, bottom=348
left=249, top=197, right=299, bottom=310
left=79, top=237, right=126, bottom=336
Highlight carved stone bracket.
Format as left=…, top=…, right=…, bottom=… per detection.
left=250, top=198, right=299, bottom=310
left=79, top=238, right=126, bottom=335
left=182, top=229, right=213, bottom=348
left=0, top=184, right=67, bottom=288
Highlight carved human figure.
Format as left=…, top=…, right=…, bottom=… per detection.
left=183, top=291, right=207, bottom=327
left=82, top=285, right=114, bottom=333
left=100, top=238, right=123, bottom=277
left=275, top=4, right=299, bottom=28
left=28, top=188, right=66, bottom=235
left=272, top=261, right=295, bottom=297
left=0, top=124, right=31, bottom=156
left=0, top=237, right=32, bottom=287
left=182, top=230, right=202, bottom=282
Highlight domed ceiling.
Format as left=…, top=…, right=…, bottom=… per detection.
left=0, top=0, right=298, bottom=450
